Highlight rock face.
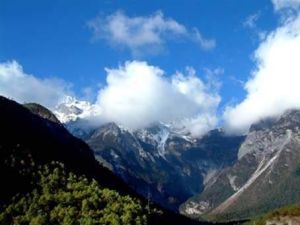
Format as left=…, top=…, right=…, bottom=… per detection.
left=89, top=124, right=244, bottom=211
left=181, top=110, right=300, bottom=221
left=64, top=118, right=244, bottom=211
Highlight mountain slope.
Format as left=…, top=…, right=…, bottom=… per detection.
left=65, top=118, right=244, bottom=211
left=181, top=110, right=300, bottom=221
left=245, top=203, right=300, bottom=225
left=0, top=96, right=235, bottom=225
left=0, top=162, right=148, bottom=225
left=0, top=96, right=135, bottom=205
left=24, top=103, right=61, bottom=124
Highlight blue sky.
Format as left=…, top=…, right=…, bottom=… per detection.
left=1, top=0, right=300, bottom=135
left=0, top=0, right=277, bottom=102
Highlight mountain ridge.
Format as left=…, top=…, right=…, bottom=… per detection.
left=52, top=96, right=300, bottom=222
left=181, top=109, right=300, bottom=221
left=54, top=102, right=244, bottom=211
left=1, top=95, right=239, bottom=225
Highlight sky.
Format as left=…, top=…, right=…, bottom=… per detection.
left=1, top=0, right=300, bottom=136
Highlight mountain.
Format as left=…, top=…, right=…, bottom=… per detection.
left=180, top=109, right=300, bottom=221
left=56, top=99, right=245, bottom=211
left=24, top=103, right=61, bottom=124
left=0, top=96, right=134, bottom=205
left=54, top=96, right=98, bottom=124
left=36, top=96, right=300, bottom=222
left=0, top=96, right=238, bottom=225
left=81, top=123, right=244, bottom=211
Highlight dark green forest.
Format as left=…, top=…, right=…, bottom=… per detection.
left=0, top=162, right=148, bottom=225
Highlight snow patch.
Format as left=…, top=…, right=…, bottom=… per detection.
left=110, top=150, right=119, bottom=159
left=203, top=169, right=218, bottom=185
left=155, top=128, right=170, bottom=158
left=227, top=174, right=239, bottom=191
left=184, top=201, right=210, bottom=215
left=54, top=96, right=100, bottom=123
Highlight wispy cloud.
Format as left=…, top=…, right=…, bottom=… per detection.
left=243, top=12, right=261, bottom=29
left=88, top=11, right=216, bottom=56
left=192, top=28, right=216, bottom=50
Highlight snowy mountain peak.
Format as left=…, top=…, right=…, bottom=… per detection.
left=54, top=96, right=100, bottom=123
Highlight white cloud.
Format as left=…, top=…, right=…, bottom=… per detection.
left=95, top=61, right=220, bottom=137
left=224, top=4, right=300, bottom=134
left=88, top=11, right=215, bottom=55
left=0, top=60, right=71, bottom=108
left=0, top=60, right=219, bottom=137
left=272, top=0, right=300, bottom=11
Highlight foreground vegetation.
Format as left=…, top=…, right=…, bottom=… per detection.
left=245, top=204, right=300, bottom=225
left=0, top=162, right=148, bottom=225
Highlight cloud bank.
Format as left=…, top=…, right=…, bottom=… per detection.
left=0, top=61, right=71, bottom=108
left=88, top=11, right=216, bottom=55
left=0, top=60, right=220, bottom=137
left=95, top=61, right=220, bottom=137
left=224, top=1, right=300, bottom=134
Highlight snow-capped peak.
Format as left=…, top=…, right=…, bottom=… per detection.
left=54, top=96, right=100, bottom=123
left=53, top=96, right=199, bottom=146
